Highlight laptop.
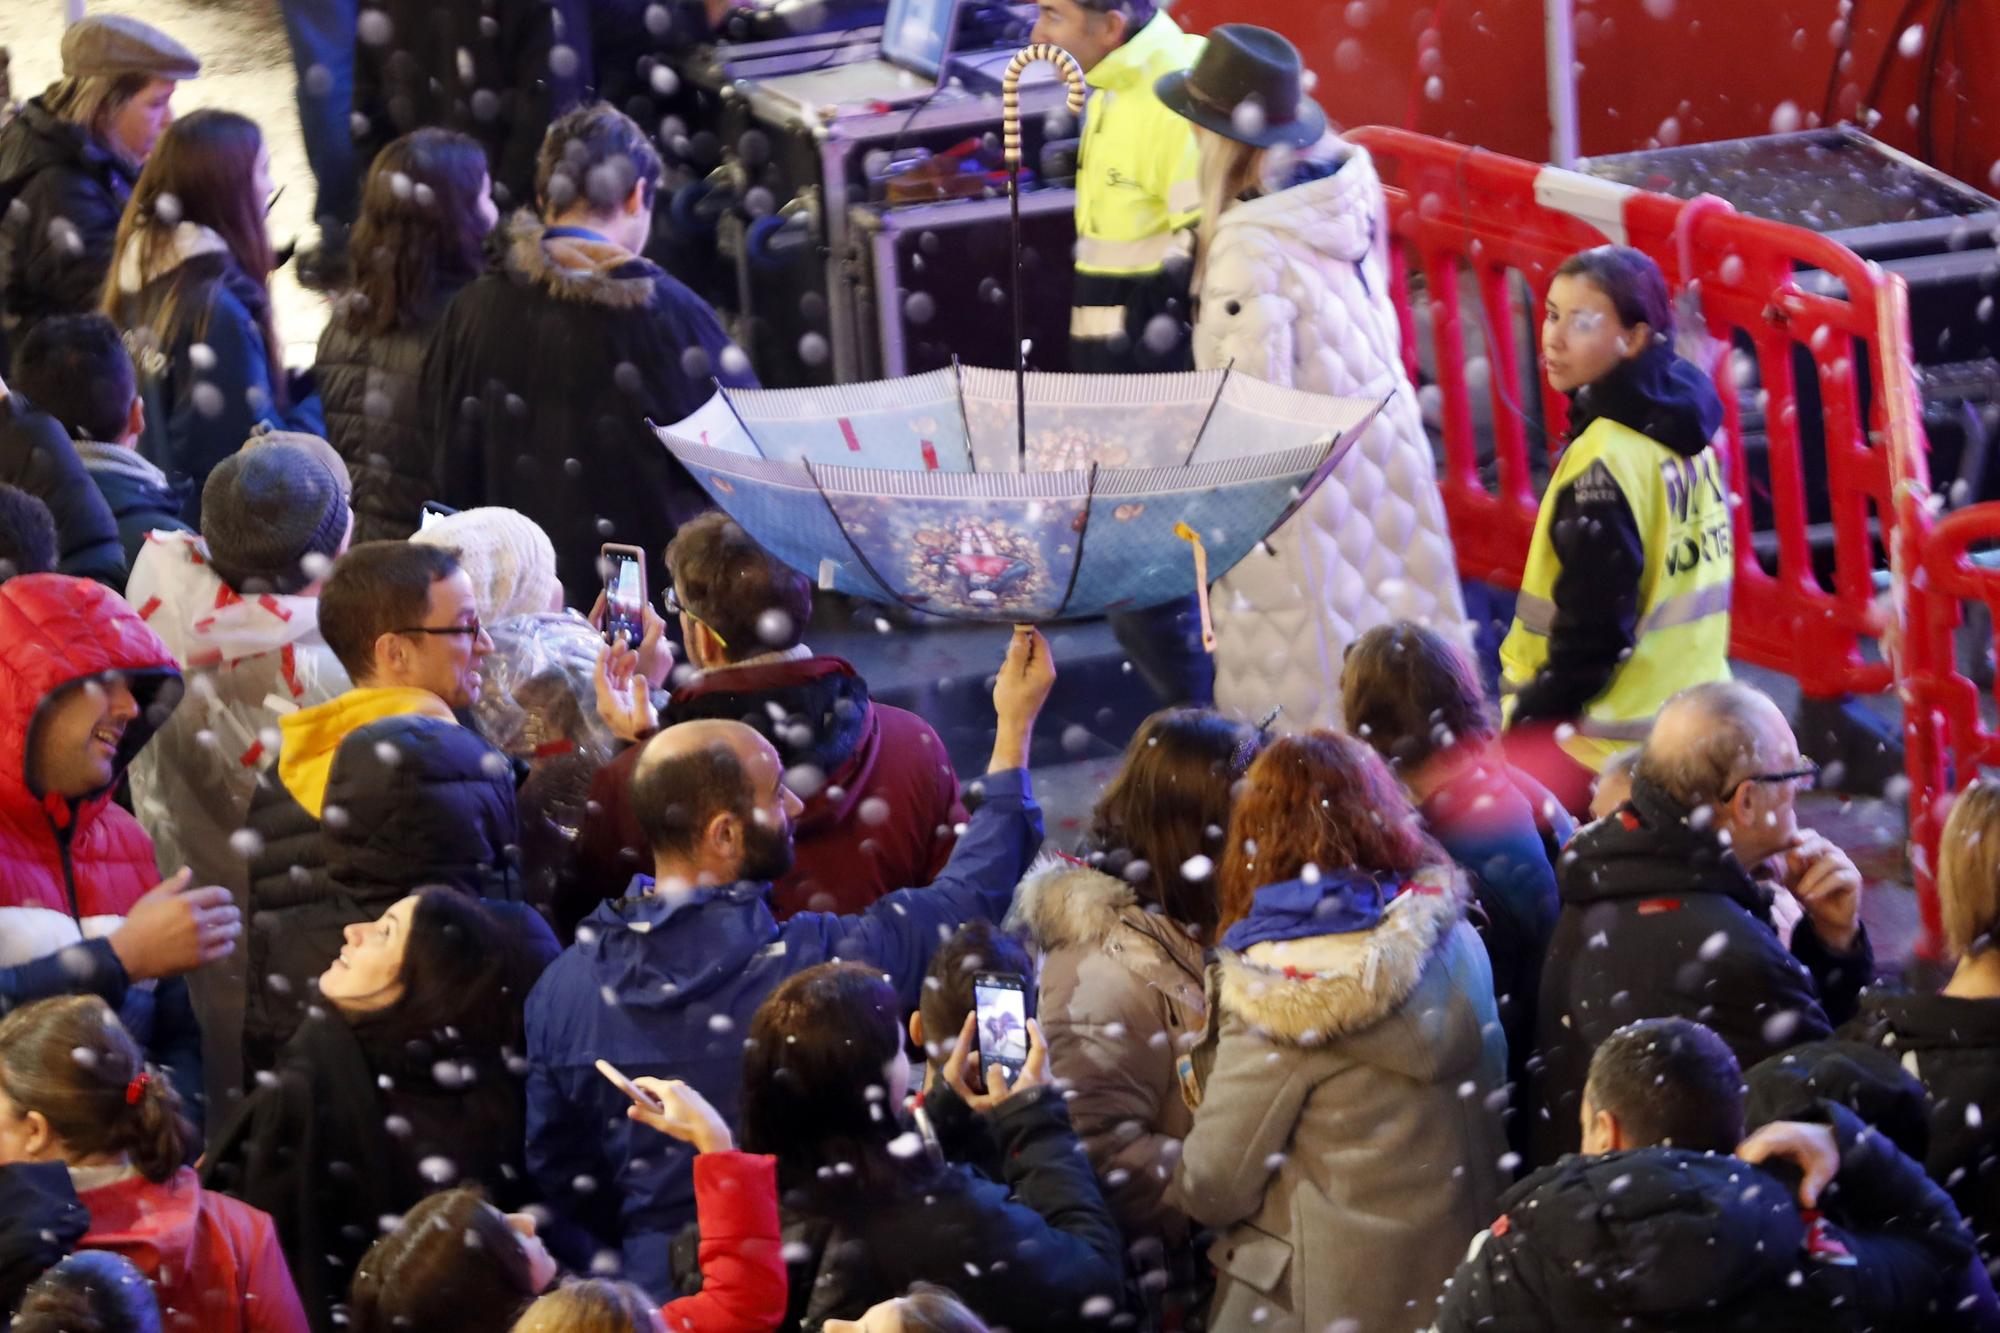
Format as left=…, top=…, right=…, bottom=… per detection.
left=755, top=0, right=964, bottom=114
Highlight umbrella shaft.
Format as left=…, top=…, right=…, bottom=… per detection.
left=1012, top=166, right=1027, bottom=466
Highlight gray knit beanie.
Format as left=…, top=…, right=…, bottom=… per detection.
left=200, top=442, right=349, bottom=594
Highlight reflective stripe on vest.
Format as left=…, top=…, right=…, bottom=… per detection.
left=1499, top=413, right=1734, bottom=771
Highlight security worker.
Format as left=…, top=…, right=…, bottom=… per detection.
left=1032, top=0, right=1203, bottom=375
left=1500, top=245, right=1732, bottom=814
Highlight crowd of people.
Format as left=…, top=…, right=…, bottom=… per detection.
left=0, top=2, right=1993, bottom=1332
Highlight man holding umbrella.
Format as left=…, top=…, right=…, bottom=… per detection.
left=1030, top=0, right=1211, bottom=705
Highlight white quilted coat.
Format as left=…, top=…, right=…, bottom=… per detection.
left=1199, top=138, right=1466, bottom=734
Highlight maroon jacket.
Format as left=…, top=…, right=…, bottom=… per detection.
left=565, top=655, right=964, bottom=931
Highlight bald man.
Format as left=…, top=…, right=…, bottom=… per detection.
left=523, top=628, right=1057, bottom=1299
left=1526, top=680, right=1872, bottom=1166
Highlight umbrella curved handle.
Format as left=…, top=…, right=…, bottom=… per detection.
left=1003, top=45, right=1087, bottom=172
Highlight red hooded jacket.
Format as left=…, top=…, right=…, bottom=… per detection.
left=78, top=1166, right=310, bottom=1333
left=0, top=575, right=180, bottom=955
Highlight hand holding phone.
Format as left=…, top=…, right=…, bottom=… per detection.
left=625, top=1075, right=735, bottom=1154
left=598, top=544, right=648, bottom=647
left=595, top=1057, right=664, bottom=1113
left=943, top=1010, right=1048, bottom=1113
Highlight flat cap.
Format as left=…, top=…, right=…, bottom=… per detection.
left=61, top=16, right=200, bottom=82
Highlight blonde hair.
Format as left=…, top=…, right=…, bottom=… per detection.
left=509, top=1280, right=657, bottom=1333
left=41, top=72, right=155, bottom=163
left=1192, top=126, right=1268, bottom=297
left=1940, top=779, right=2000, bottom=959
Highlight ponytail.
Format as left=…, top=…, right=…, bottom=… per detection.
left=0, top=996, right=191, bottom=1182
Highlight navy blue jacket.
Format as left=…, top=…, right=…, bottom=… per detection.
left=525, top=767, right=1042, bottom=1299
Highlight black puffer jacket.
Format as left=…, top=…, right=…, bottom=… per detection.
left=1842, top=990, right=2000, bottom=1269
left=243, top=712, right=525, bottom=1073
left=0, top=393, right=125, bottom=586
left=0, top=98, right=136, bottom=368
left=1436, top=1102, right=1994, bottom=1332
left=314, top=301, right=447, bottom=543
left=722, top=1086, right=1124, bottom=1332
left=1528, top=775, right=1873, bottom=1164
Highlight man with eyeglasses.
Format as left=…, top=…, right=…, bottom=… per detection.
left=238, top=539, right=514, bottom=1070
left=1526, top=679, right=1872, bottom=1166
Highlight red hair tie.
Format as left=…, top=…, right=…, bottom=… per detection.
left=124, top=1073, right=151, bottom=1105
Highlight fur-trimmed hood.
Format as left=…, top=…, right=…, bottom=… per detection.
left=501, top=211, right=658, bottom=312
left=1008, top=854, right=1207, bottom=972
left=1216, top=863, right=1467, bottom=1045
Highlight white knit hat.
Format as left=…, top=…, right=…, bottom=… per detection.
left=411, top=507, right=564, bottom=622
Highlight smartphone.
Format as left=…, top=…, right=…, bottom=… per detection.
left=594, top=1058, right=664, bottom=1113
left=973, top=972, right=1029, bottom=1082
left=417, top=501, right=458, bottom=532
left=599, top=543, right=648, bottom=647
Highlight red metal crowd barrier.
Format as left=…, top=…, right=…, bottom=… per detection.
left=1345, top=125, right=1970, bottom=957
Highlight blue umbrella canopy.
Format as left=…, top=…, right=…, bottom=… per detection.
left=655, top=366, right=1384, bottom=623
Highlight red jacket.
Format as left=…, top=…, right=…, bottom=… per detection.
left=78, top=1166, right=311, bottom=1333
left=663, top=1151, right=787, bottom=1333
left=0, top=575, right=179, bottom=948
left=569, top=655, right=964, bottom=927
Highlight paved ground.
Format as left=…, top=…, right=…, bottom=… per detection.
left=2, top=0, right=330, bottom=358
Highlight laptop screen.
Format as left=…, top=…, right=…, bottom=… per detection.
left=881, top=0, right=958, bottom=81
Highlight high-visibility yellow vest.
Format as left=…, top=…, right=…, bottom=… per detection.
left=1070, top=11, right=1204, bottom=341
left=1500, top=417, right=1734, bottom=772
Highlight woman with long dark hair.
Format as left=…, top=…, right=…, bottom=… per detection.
left=316, top=129, right=498, bottom=541
left=1008, top=708, right=1260, bottom=1318
left=0, top=15, right=198, bottom=364
left=725, top=962, right=1122, bottom=1332
left=1173, top=731, right=1507, bottom=1333
left=0, top=995, right=308, bottom=1332
left=203, top=888, right=552, bottom=1333
left=103, top=109, right=324, bottom=525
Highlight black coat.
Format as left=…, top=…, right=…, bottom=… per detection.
left=0, top=1163, right=88, bottom=1313
left=1842, top=990, right=2000, bottom=1268
left=0, top=393, right=125, bottom=586
left=314, top=303, right=445, bottom=543
left=351, top=0, right=590, bottom=211
left=203, top=992, right=550, bottom=1333
left=1436, top=1103, right=1995, bottom=1333
left=77, top=442, right=194, bottom=568
left=422, top=214, right=754, bottom=601
left=1528, top=776, right=1873, bottom=1165
left=242, top=712, right=527, bottom=1073
left=0, top=98, right=135, bottom=369
left=710, top=1086, right=1124, bottom=1332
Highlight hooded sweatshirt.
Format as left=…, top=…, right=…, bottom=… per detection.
left=77, top=1165, right=310, bottom=1333
left=1174, top=865, right=1508, bottom=1333
left=1197, top=138, right=1466, bottom=734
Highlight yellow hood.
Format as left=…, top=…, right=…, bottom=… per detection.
left=277, top=686, right=457, bottom=817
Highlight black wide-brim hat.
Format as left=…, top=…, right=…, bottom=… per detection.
left=1156, top=24, right=1328, bottom=151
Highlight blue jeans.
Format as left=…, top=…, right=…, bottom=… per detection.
left=1109, top=597, right=1215, bottom=710
left=279, top=0, right=362, bottom=237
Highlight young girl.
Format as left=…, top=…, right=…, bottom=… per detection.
left=1498, top=244, right=1730, bottom=813
left=316, top=129, right=498, bottom=542
left=1159, top=24, right=1463, bottom=737
left=103, top=109, right=324, bottom=526
left=730, top=962, right=1123, bottom=1331
left=1174, top=731, right=1508, bottom=1333
left=0, top=995, right=308, bottom=1333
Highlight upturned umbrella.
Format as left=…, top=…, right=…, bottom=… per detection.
left=653, top=365, right=1383, bottom=624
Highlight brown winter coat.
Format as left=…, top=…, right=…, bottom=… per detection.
left=1009, top=858, right=1205, bottom=1246
left=1172, top=868, right=1508, bottom=1333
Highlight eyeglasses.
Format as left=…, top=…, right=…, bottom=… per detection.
left=661, top=585, right=727, bottom=650
left=393, top=620, right=485, bottom=639
left=1723, top=761, right=1820, bottom=803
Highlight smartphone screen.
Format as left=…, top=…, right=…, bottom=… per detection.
left=600, top=546, right=646, bottom=647
left=974, top=972, right=1029, bottom=1080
